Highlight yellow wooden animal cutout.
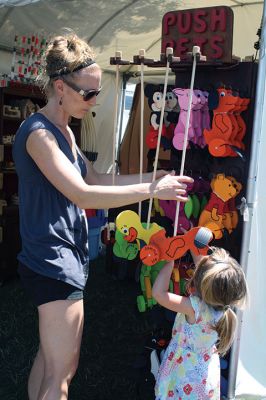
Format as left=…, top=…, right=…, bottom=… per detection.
left=199, top=174, right=237, bottom=239
left=116, top=210, right=162, bottom=245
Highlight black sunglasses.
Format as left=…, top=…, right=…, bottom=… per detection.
left=60, top=77, right=102, bottom=101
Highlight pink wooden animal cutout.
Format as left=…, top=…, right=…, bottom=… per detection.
left=193, top=89, right=209, bottom=148
left=172, top=88, right=198, bottom=150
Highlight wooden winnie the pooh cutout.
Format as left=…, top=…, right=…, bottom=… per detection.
left=198, top=174, right=237, bottom=239
left=223, top=176, right=242, bottom=231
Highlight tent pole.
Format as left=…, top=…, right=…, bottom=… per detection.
left=227, top=1, right=266, bottom=398
left=116, top=74, right=128, bottom=173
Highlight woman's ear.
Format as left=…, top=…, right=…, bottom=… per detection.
left=53, top=79, right=64, bottom=97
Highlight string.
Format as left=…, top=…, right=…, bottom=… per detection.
left=173, top=47, right=200, bottom=237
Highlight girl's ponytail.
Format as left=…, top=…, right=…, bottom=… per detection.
left=215, top=307, right=237, bottom=356
left=189, top=247, right=248, bottom=355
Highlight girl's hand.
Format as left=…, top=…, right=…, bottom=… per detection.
left=151, top=173, right=193, bottom=202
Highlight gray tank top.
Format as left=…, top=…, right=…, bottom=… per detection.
left=12, top=113, right=89, bottom=289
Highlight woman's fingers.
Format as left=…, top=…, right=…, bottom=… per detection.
left=176, top=195, right=190, bottom=202
left=153, top=174, right=193, bottom=201
left=176, top=175, right=194, bottom=184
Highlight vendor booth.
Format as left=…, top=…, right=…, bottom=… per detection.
left=0, top=1, right=265, bottom=399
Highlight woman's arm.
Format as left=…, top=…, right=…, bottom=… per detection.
left=26, top=129, right=193, bottom=210
left=89, top=170, right=167, bottom=186
left=152, top=261, right=195, bottom=319
left=80, top=150, right=169, bottom=186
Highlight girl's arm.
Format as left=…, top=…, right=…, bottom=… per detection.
left=152, top=261, right=195, bottom=321
left=190, top=250, right=206, bottom=267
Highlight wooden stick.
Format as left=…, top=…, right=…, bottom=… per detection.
left=173, top=46, right=201, bottom=236
left=146, top=47, right=173, bottom=229
left=138, top=49, right=145, bottom=217
left=112, top=51, right=122, bottom=185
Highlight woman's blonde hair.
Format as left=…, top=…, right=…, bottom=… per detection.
left=187, top=247, right=248, bottom=355
left=38, top=30, right=96, bottom=96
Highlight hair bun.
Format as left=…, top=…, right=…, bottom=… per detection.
left=67, top=40, right=75, bottom=51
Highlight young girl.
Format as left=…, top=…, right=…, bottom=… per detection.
left=152, top=247, right=248, bottom=400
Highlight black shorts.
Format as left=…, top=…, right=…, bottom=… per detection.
left=18, top=262, right=84, bottom=307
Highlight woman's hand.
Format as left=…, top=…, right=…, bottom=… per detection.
left=148, top=169, right=179, bottom=182
left=151, top=172, right=193, bottom=202
left=154, top=169, right=171, bottom=180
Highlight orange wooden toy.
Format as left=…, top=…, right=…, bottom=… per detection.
left=140, top=226, right=213, bottom=266
left=204, top=87, right=239, bottom=157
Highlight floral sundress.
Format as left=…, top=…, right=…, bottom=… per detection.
left=155, top=295, right=223, bottom=400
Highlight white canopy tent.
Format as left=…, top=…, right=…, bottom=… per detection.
left=0, top=1, right=265, bottom=398
left=0, top=0, right=264, bottom=173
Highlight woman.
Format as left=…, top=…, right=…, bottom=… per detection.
left=12, top=32, right=193, bottom=400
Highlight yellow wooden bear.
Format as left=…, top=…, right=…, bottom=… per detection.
left=199, top=174, right=237, bottom=239
left=224, top=176, right=242, bottom=231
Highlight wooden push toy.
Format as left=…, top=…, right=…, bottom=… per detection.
left=139, top=226, right=213, bottom=266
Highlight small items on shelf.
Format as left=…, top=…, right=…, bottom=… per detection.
left=0, top=199, right=7, bottom=216
left=3, top=160, right=15, bottom=170
left=10, top=193, right=19, bottom=205
left=2, top=135, right=15, bottom=145
left=3, top=105, right=21, bottom=118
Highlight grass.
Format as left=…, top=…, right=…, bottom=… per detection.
left=0, top=256, right=159, bottom=400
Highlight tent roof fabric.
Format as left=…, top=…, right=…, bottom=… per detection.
left=0, top=1, right=265, bottom=397
left=0, top=0, right=263, bottom=74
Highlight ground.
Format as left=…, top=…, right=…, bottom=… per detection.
left=0, top=256, right=165, bottom=400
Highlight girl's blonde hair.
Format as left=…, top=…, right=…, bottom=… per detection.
left=187, top=247, right=248, bottom=356
left=38, top=30, right=97, bottom=96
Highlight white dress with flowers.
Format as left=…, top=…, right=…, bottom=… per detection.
left=155, top=295, right=223, bottom=400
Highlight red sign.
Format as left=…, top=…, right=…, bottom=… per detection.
left=162, top=6, right=234, bottom=63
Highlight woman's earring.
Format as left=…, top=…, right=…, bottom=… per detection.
left=59, top=97, right=63, bottom=106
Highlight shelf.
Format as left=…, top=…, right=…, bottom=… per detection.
left=3, top=83, right=44, bottom=99
left=2, top=169, right=16, bottom=174
left=3, top=116, right=23, bottom=122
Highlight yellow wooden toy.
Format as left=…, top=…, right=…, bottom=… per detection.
left=116, top=210, right=162, bottom=245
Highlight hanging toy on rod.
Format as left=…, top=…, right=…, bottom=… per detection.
left=114, top=47, right=213, bottom=266
left=115, top=47, right=177, bottom=251
left=139, top=46, right=213, bottom=266
left=113, top=48, right=176, bottom=259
